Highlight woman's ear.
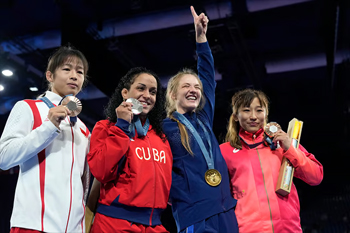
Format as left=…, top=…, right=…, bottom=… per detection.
left=170, top=92, right=176, bottom=100
left=121, top=88, right=128, bottom=100
left=233, top=114, right=239, bottom=122
left=46, top=71, right=53, bottom=82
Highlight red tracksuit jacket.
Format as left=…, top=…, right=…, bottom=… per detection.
left=87, top=120, right=173, bottom=226
left=220, top=128, right=323, bottom=233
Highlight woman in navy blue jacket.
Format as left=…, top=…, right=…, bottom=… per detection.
left=162, top=6, right=238, bottom=233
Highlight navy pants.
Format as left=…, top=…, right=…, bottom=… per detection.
left=180, top=208, right=238, bottom=233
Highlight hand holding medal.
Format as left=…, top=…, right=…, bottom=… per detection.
left=264, top=122, right=292, bottom=151
left=264, top=122, right=281, bottom=138
left=117, top=98, right=144, bottom=123
left=119, top=98, right=149, bottom=139
left=60, top=96, right=83, bottom=117
left=264, top=122, right=281, bottom=149
left=126, top=98, right=143, bottom=115
left=44, top=95, right=82, bottom=128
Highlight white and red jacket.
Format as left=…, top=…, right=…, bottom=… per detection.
left=0, top=91, right=90, bottom=233
left=220, top=128, right=323, bottom=233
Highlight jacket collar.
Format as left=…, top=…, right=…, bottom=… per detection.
left=239, top=127, right=265, bottom=145
left=41, top=91, right=64, bottom=106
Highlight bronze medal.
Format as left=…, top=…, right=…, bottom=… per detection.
left=264, top=122, right=281, bottom=138
left=60, top=96, right=82, bottom=117
left=205, top=169, right=222, bottom=186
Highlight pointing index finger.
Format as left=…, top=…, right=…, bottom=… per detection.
left=190, top=6, right=198, bottom=18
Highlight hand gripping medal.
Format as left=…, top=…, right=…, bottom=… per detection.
left=126, top=98, right=143, bottom=115
left=60, top=96, right=82, bottom=116
left=264, top=122, right=281, bottom=150
left=264, top=122, right=281, bottom=138
left=205, top=169, right=222, bottom=187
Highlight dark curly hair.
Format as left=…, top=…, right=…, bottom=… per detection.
left=104, top=67, right=166, bottom=141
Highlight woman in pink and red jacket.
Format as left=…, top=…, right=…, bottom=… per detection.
left=220, top=88, right=323, bottom=233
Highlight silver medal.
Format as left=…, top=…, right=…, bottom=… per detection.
left=126, top=98, right=143, bottom=115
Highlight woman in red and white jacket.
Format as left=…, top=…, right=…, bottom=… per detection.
left=87, top=67, right=172, bottom=233
left=0, top=45, right=90, bottom=233
left=220, top=88, right=323, bottom=233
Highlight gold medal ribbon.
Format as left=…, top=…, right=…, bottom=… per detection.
left=172, top=111, right=222, bottom=186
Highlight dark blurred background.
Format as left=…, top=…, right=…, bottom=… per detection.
left=1, top=0, right=349, bottom=232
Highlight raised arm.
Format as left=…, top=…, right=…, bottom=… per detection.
left=191, top=6, right=216, bottom=125
left=191, top=6, right=208, bottom=43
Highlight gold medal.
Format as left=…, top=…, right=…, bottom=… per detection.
left=60, top=96, right=82, bottom=117
left=205, top=169, right=222, bottom=186
left=264, top=122, right=281, bottom=138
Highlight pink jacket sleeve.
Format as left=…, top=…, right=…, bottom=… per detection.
left=87, top=120, right=130, bottom=183
left=283, top=144, right=323, bottom=186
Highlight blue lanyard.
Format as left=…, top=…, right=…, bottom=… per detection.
left=173, top=111, right=214, bottom=170
left=40, top=96, right=55, bottom=108
left=40, top=95, right=77, bottom=123
left=129, top=115, right=150, bottom=138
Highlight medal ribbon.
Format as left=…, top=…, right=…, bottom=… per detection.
left=129, top=115, right=150, bottom=138
left=40, top=94, right=77, bottom=123
left=172, top=111, right=214, bottom=170
left=264, top=135, right=277, bottom=150
left=239, top=135, right=276, bottom=150
left=239, top=136, right=264, bottom=149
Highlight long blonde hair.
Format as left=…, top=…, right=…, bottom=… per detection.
left=225, top=89, right=269, bottom=149
left=165, top=68, right=205, bottom=155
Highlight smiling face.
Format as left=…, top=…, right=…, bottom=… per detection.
left=46, top=56, right=85, bottom=97
left=172, top=74, right=202, bottom=114
left=121, top=73, right=157, bottom=118
left=235, top=97, right=267, bottom=133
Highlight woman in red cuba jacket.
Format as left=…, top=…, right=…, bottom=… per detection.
left=220, top=88, right=323, bottom=233
left=87, top=67, right=172, bottom=233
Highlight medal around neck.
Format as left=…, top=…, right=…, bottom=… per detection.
left=126, top=98, right=143, bottom=115
left=264, top=122, right=281, bottom=138
left=205, top=169, right=222, bottom=187
left=60, top=96, right=82, bottom=117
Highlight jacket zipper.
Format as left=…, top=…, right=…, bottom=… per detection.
left=253, top=135, right=274, bottom=233
left=65, top=122, right=75, bottom=232
left=146, top=134, right=155, bottom=226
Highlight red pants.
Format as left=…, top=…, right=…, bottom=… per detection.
left=91, top=213, right=169, bottom=233
left=10, top=228, right=43, bottom=233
